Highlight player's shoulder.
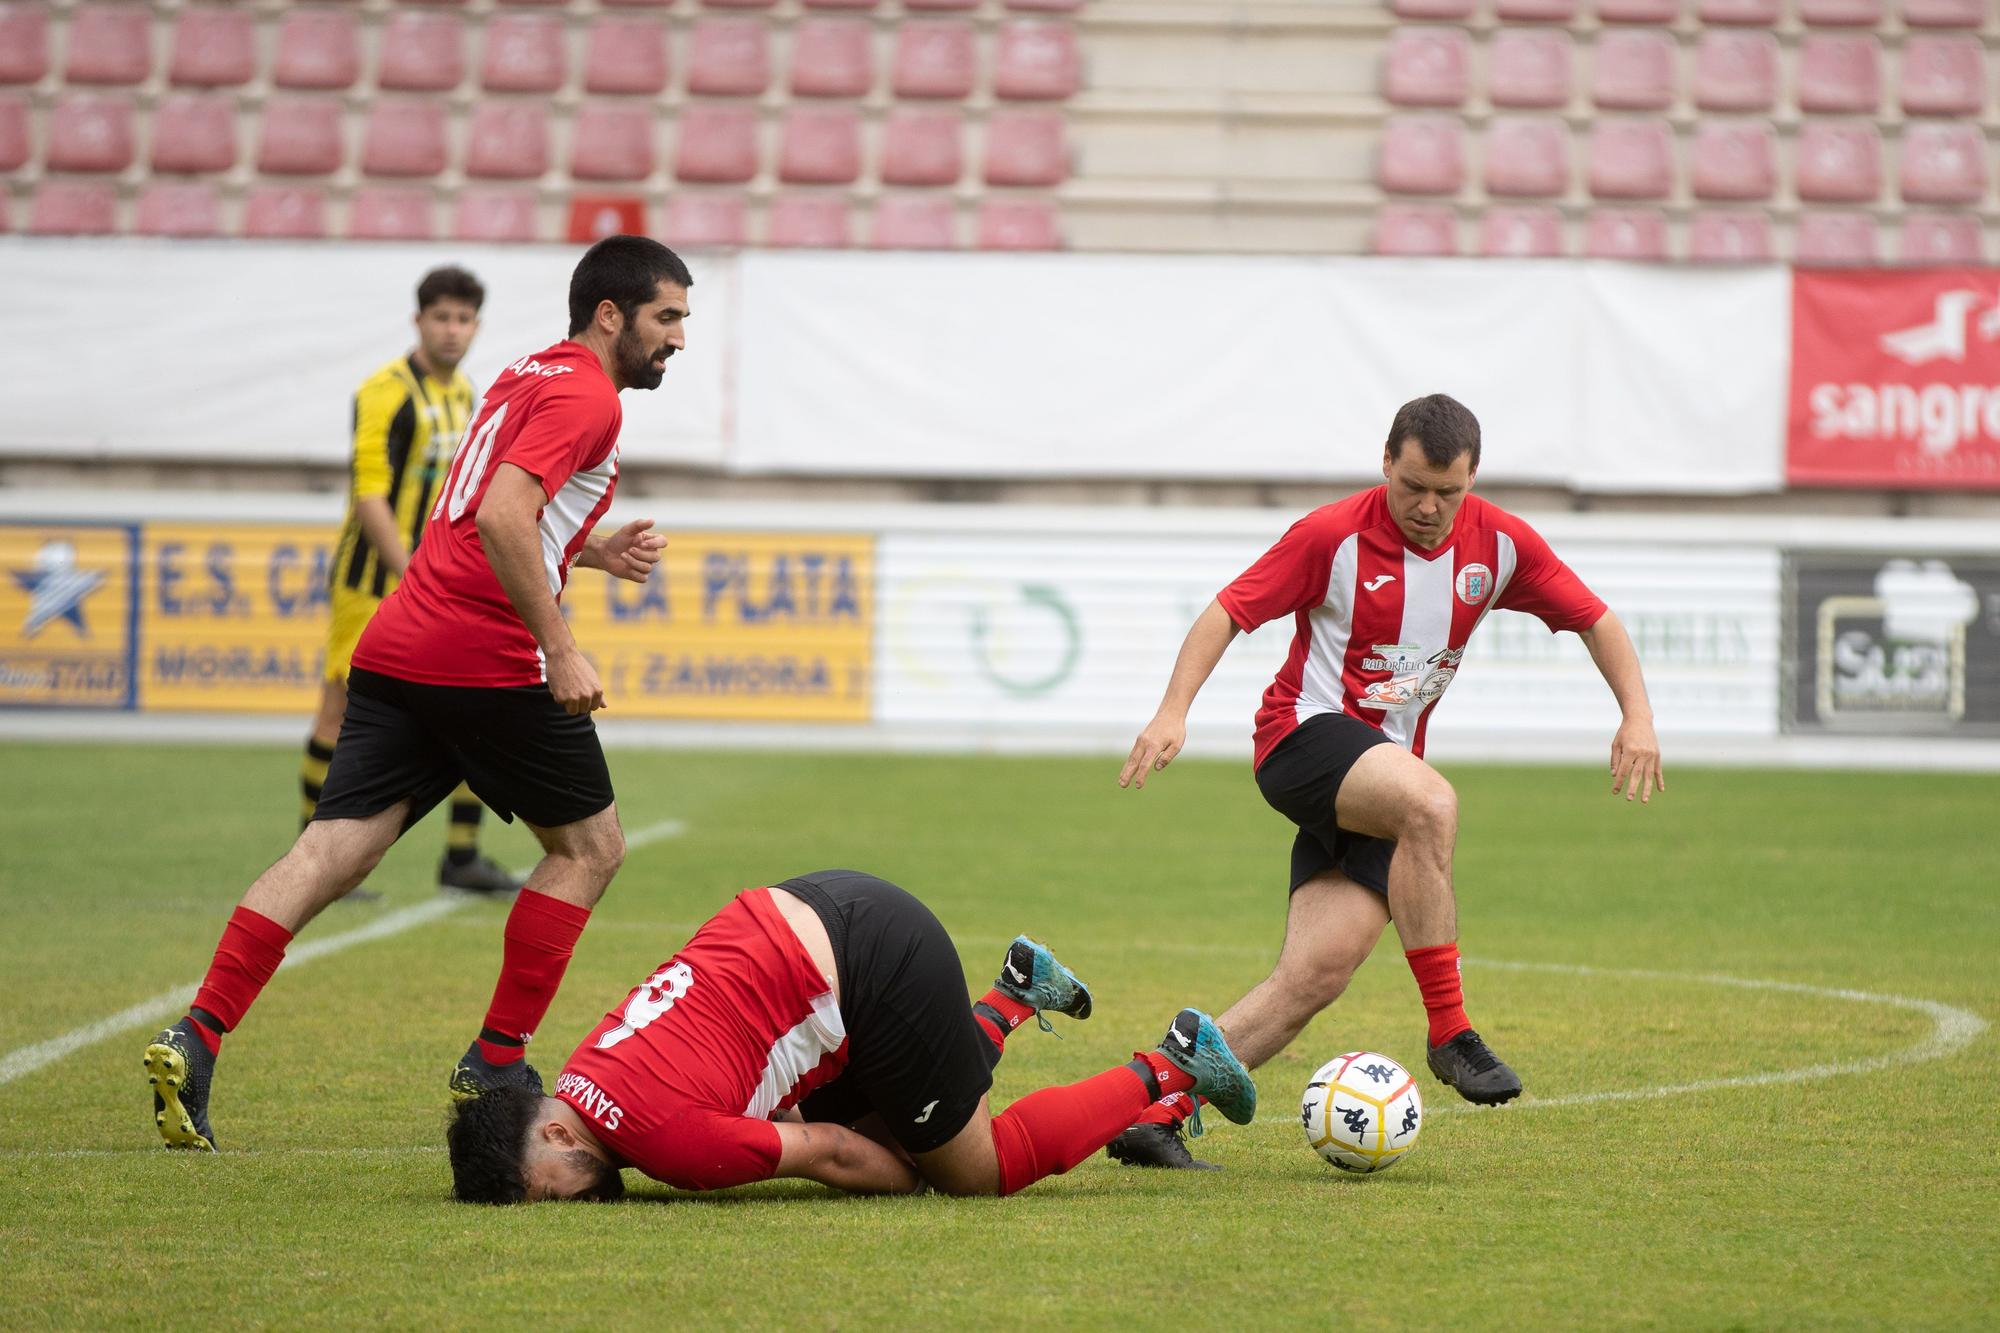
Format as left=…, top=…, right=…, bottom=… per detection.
left=490, top=342, right=618, bottom=411
left=1295, top=485, right=1391, bottom=540
left=355, top=357, right=417, bottom=399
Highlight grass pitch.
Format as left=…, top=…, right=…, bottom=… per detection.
left=0, top=742, right=1995, bottom=1329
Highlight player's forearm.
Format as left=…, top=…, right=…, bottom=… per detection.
left=1155, top=599, right=1240, bottom=718
left=1580, top=610, right=1653, bottom=720
left=574, top=532, right=608, bottom=572
left=354, top=496, right=408, bottom=575
left=775, top=1122, right=923, bottom=1195
left=476, top=506, right=579, bottom=659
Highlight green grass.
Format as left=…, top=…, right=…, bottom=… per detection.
left=0, top=743, right=1995, bottom=1329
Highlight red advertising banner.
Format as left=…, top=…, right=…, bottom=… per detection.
left=1787, top=268, right=2000, bottom=490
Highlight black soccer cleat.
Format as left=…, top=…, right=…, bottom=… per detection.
left=143, top=1018, right=217, bottom=1151
left=438, top=853, right=527, bottom=897
left=1106, top=1117, right=1222, bottom=1171
left=1426, top=1028, right=1523, bottom=1106
left=448, top=1041, right=544, bottom=1103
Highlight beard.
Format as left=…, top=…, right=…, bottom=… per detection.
left=615, top=324, right=667, bottom=390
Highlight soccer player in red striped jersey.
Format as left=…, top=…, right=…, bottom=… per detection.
left=1110, top=394, right=1664, bottom=1167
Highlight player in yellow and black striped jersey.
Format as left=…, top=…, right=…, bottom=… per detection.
left=302, top=265, right=525, bottom=897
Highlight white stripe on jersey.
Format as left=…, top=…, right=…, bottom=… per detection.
left=1493, top=530, right=1520, bottom=607
left=742, top=989, right=846, bottom=1121
left=537, top=453, right=619, bottom=597
left=1295, top=533, right=1360, bottom=731
left=1381, top=549, right=1458, bottom=749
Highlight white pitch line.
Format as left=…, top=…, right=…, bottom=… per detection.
left=624, top=818, right=689, bottom=851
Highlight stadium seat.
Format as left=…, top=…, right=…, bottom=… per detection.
left=984, top=109, right=1069, bottom=187
left=880, top=108, right=963, bottom=186
left=778, top=106, right=862, bottom=185
left=1692, top=32, right=1778, bottom=113
left=1495, top=0, right=1578, bottom=20
left=1899, top=214, right=1984, bottom=265
left=1899, top=123, right=1987, bottom=206
left=893, top=22, right=978, bottom=100
left=350, top=186, right=437, bottom=240
left=766, top=194, right=852, bottom=247
left=1372, top=205, right=1458, bottom=255
left=569, top=195, right=645, bottom=242
left=703, top=0, right=780, bottom=8
left=1695, top=0, right=1779, bottom=22
left=135, top=182, right=222, bottom=237
left=1006, top=0, right=1084, bottom=10
left=662, top=192, right=750, bottom=247
left=1479, top=206, right=1565, bottom=256
left=1899, top=36, right=1985, bottom=118
left=65, top=5, right=152, bottom=87
left=47, top=93, right=136, bottom=173
left=1797, top=0, right=1881, bottom=23
left=1487, top=31, right=1571, bottom=110
left=497, top=0, right=569, bottom=8
left=150, top=94, right=238, bottom=174
left=1391, top=0, right=1476, bottom=18
left=28, top=181, right=119, bottom=235
left=1687, top=210, right=1772, bottom=260
left=1902, top=0, right=1984, bottom=26
left=453, top=188, right=541, bottom=241
left=1690, top=121, right=1775, bottom=201
left=0, top=192, right=11, bottom=233
left=674, top=104, right=760, bottom=183
left=905, top=0, right=977, bottom=9
left=257, top=98, right=344, bottom=176
left=362, top=99, right=448, bottom=177
left=871, top=195, right=957, bottom=249
left=788, top=19, right=872, bottom=98
left=1794, top=211, right=1877, bottom=264
left=1590, top=32, right=1676, bottom=113
left=464, top=103, right=551, bottom=179
left=0, top=5, right=48, bottom=85
left=1483, top=117, right=1570, bottom=198
left=480, top=14, right=566, bottom=94
left=1593, top=0, right=1679, bottom=20
left=805, top=0, right=881, bottom=8
left=1377, top=115, right=1465, bottom=195
left=0, top=94, right=27, bottom=171
left=1585, top=119, right=1673, bottom=199
left=993, top=21, right=1081, bottom=101
left=571, top=102, right=657, bottom=182
left=1796, top=36, right=1881, bottom=115
left=1583, top=208, right=1668, bottom=259
left=973, top=197, right=1057, bottom=248
left=687, top=19, right=771, bottom=97
left=170, top=8, right=257, bottom=89
left=603, top=0, right=676, bottom=6
left=1382, top=28, right=1472, bottom=109
left=1794, top=122, right=1881, bottom=202
left=585, top=17, right=671, bottom=95
left=378, top=13, right=466, bottom=92
left=242, top=187, right=327, bottom=239
left=273, top=11, right=361, bottom=92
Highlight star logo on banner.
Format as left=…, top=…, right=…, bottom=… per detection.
left=11, top=540, right=106, bottom=639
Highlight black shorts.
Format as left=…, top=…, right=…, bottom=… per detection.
left=312, top=667, right=615, bottom=832
left=1255, top=711, right=1397, bottom=898
left=780, top=870, right=995, bottom=1155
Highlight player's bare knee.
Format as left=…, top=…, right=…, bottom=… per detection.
left=1401, top=779, right=1458, bottom=845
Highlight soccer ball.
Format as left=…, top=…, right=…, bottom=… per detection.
left=1300, top=1051, right=1423, bottom=1174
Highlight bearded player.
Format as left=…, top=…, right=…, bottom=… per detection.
left=1109, top=393, right=1664, bottom=1169
left=143, top=236, right=692, bottom=1151
left=447, top=869, right=1256, bottom=1201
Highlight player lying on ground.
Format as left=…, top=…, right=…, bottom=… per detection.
left=447, top=870, right=1256, bottom=1201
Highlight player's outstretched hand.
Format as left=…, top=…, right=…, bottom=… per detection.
left=1119, top=713, right=1187, bottom=790
left=549, top=648, right=607, bottom=715
left=1610, top=716, right=1664, bottom=804
left=598, top=518, right=667, bottom=583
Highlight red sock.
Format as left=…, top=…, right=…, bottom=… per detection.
left=1131, top=1050, right=1196, bottom=1100
left=991, top=1065, right=1156, bottom=1196
left=1132, top=1090, right=1201, bottom=1128
left=188, top=907, right=294, bottom=1054
left=1405, top=941, right=1471, bottom=1046
left=972, top=990, right=1035, bottom=1053
left=478, top=889, right=592, bottom=1064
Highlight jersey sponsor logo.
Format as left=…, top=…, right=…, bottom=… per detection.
left=1361, top=644, right=1463, bottom=711
left=913, top=1099, right=940, bottom=1125
left=1414, top=646, right=1465, bottom=704
left=1362, top=573, right=1397, bottom=593
left=597, top=960, right=696, bottom=1050
left=506, top=356, right=576, bottom=379
left=554, top=1071, right=625, bottom=1132
left=1455, top=564, right=1493, bottom=606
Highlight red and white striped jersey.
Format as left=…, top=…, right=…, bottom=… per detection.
left=555, top=888, right=848, bottom=1191
left=1219, top=486, right=1605, bottom=766
left=352, top=340, right=622, bottom=688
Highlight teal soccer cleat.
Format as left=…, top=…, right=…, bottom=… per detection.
left=989, top=935, right=1093, bottom=1034
left=1154, top=1008, right=1257, bottom=1126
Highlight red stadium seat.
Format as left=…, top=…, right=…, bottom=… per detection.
left=1690, top=121, right=1775, bottom=201
left=362, top=99, right=448, bottom=177
left=1794, top=212, right=1878, bottom=264
left=662, top=192, right=750, bottom=246
left=135, top=182, right=222, bottom=237
left=880, top=108, right=963, bottom=186
left=242, top=187, right=328, bottom=239
left=703, top=0, right=779, bottom=8
left=497, top=0, right=569, bottom=7
left=350, top=186, right=437, bottom=240
left=464, top=103, right=550, bottom=179
left=1006, top=0, right=1084, bottom=10
left=1692, top=31, right=1777, bottom=112
left=257, top=97, right=344, bottom=176
left=893, top=22, right=977, bottom=99
left=454, top=188, right=541, bottom=241
left=1902, top=0, right=1984, bottom=26
left=1586, top=119, right=1672, bottom=199
left=1382, top=28, right=1472, bottom=109
left=674, top=104, right=760, bottom=183
left=994, top=21, right=1080, bottom=101
left=273, top=11, right=360, bottom=91
left=1496, top=0, right=1577, bottom=20
left=1488, top=31, right=1571, bottom=110
left=603, top=0, right=676, bottom=6
left=871, top=195, right=957, bottom=249
left=170, top=8, right=256, bottom=89
left=571, top=102, right=657, bottom=182
left=766, top=194, right=852, bottom=248
left=378, top=13, right=465, bottom=92
left=1594, top=0, right=1678, bottom=18
left=481, top=14, right=566, bottom=94
left=1795, top=122, right=1881, bottom=202
left=1696, top=0, right=1779, bottom=22
left=1798, top=0, right=1880, bottom=22
left=1376, top=115, right=1465, bottom=195
left=585, top=17, right=671, bottom=95
left=906, top=0, right=978, bottom=9
left=47, top=93, right=136, bottom=173
left=1688, top=210, right=1772, bottom=261
left=1797, top=36, right=1881, bottom=115
left=1591, top=32, right=1675, bottom=113
left=1479, top=206, right=1565, bottom=257
left=790, top=19, right=874, bottom=98
left=0, top=94, right=24, bottom=171
left=1484, top=117, right=1570, bottom=198
left=778, top=105, right=862, bottom=184
left=687, top=19, right=771, bottom=97
left=1899, top=36, right=1986, bottom=118
left=0, top=5, right=48, bottom=84
left=1583, top=208, right=1668, bottom=259
left=983, top=108, right=1069, bottom=187
left=150, top=94, right=237, bottom=174
left=577, top=194, right=658, bottom=243
left=1899, top=214, right=1984, bottom=265
left=1372, top=205, right=1458, bottom=255
left=804, top=0, right=881, bottom=9
left=976, top=197, right=1062, bottom=249
left=1899, top=123, right=1987, bottom=206
left=0, top=191, right=12, bottom=233
left=65, top=5, right=152, bottom=87
left=1391, top=0, right=1476, bottom=17
left=29, top=181, right=119, bottom=235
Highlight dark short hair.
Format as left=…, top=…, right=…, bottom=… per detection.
left=1384, top=393, right=1481, bottom=472
left=566, top=235, right=694, bottom=336
left=416, top=265, right=485, bottom=314
left=446, top=1086, right=539, bottom=1204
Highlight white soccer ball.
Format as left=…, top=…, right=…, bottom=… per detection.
left=1300, top=1051, right=1423, bottom=1174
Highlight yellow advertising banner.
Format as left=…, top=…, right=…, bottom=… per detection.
left=0, top=522, right=138, bottom=709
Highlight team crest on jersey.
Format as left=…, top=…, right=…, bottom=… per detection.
left=1455, top=563, right=1493, bottom=606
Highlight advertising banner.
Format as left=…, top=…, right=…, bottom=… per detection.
left=1787, top=268, right=2000, bottom=490
left=0, top=522, right=138, bottom=709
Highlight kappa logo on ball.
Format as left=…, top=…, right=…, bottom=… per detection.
left=1455, top=563, right=1493, bottom=606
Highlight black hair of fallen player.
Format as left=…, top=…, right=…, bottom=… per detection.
left=566, top=235, right=694, bottom=337
left=446, top=1086, right=627, bottom=1205
left=416, top=265, right=486, bottom=314
left=1385, top=392, right=1481, bottom=473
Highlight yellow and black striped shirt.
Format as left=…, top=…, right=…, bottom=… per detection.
left=332, top=355, right=475, bottom=600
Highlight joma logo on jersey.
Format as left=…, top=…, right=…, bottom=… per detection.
left=1455, top=564, right=1493, bottom=605
left=508, top=356, right=575, bottom=378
